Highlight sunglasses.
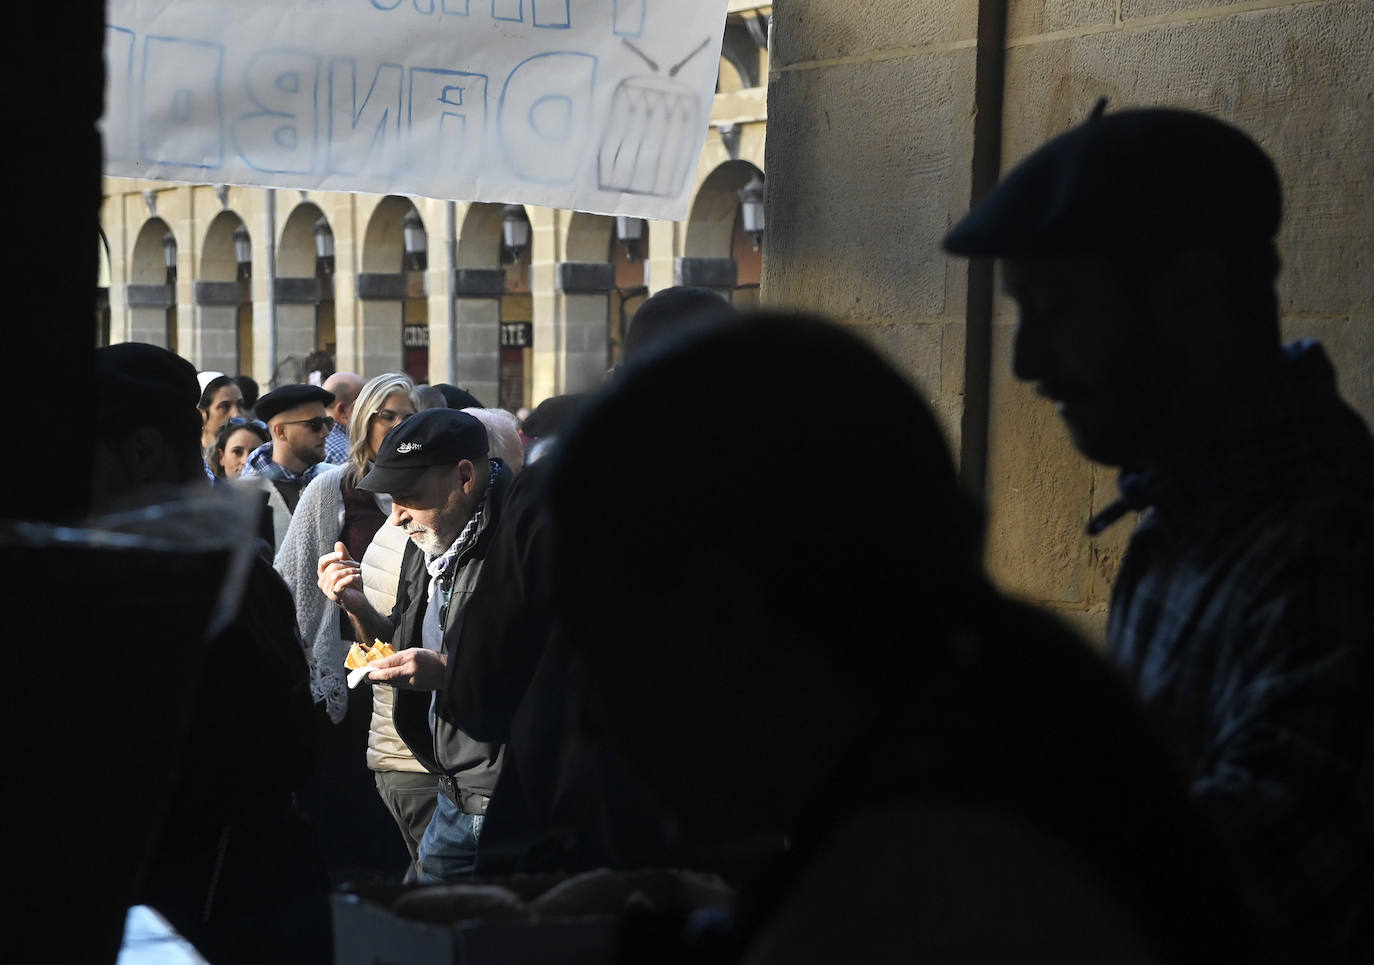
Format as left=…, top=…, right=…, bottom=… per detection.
left=225, top=416, right=268, bottom=430
left=279, top=416, right=336, bottom=433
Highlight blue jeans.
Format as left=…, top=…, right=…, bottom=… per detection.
left=417, top=791, right=484, bottom=883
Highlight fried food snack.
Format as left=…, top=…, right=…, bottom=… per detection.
left=344, top=639, right=396, bottom=670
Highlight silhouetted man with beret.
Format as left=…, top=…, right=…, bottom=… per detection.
left=945, top=103, right=1374, bottom=962
left=93, top=343, right=329, bottom=963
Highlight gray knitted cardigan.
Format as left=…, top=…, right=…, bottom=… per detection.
left=273, top=464, right=391, bottom=723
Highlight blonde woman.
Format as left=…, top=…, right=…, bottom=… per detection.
left=274, top=372, right=420, bottom=883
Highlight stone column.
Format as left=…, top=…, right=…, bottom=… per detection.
left=449, top=268, right=505, bottom=406
left=554, top=262, right=616, bottom=393
left=761, top=0, right=978, bottom=598
left=125, top=284, right=176, bottom=348
left=674, top=256, right=737, bottom=298
left=356, top=272, right=406, bottom=379
left=273, top=276, right=322, bottom=373
left=193, top=281, right=244, bottom=373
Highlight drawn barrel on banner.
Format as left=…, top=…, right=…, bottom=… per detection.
left=597, top=75, right=699, bottom=198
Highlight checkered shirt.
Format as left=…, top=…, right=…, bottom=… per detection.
left=1097, top=342, right=1374, bottom=958
left=239, top=440, right=328, bottom=486
left=324, top=422, right=350, bottom=465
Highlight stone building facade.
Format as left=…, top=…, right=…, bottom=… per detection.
left=99, top=1, right=770, bottom=412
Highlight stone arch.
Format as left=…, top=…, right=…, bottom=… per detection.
left=718, top=19, right=762, bottom=92
left=129, top=216, right=177, bottom=350
left=565, top=211, right=613, bottom=263
left=362, top=195, right=416, bottom=272
left=200, top=210, right=246, bottom=281
left=718, top=55, right=746, bottom=94
left=97, top=228, right=111, bottom=289
left=278, top=201, right=335, bottom=360
left=197, top=210, right=250, bottom=373
left=685, top=160, right=762, bottom=257
left=682, top=160, right=764, bottom=304
left=96, top=228, right=111, bottom=347
left=131, top=216, right=173, bottom=285
left=279, top=201, right=326, bottom=277
left=456, top=202, right=504, bottom=270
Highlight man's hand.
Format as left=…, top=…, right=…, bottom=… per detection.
left=366, top=648, right=447, bottom=691
left=318, top=541, right=366, bottom=612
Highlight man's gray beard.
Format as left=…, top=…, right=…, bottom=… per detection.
left=408, top=527, right=447, bottom=557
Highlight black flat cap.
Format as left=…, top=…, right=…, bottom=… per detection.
left=255, top=384, right=335, bottom=423
left=97, top=343, right=200, bottom=436
left=521, top=393, right=590, bottom=439
left=358, top=408, right=489, bottom=494
left=943, top=104, right=1281, bottom=258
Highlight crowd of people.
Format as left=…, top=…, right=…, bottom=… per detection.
left=92, top=105, right=1369, bottom=964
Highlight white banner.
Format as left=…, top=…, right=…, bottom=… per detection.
left=103, top=0, right=730, bottom=220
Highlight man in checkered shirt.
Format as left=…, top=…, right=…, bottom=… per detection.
left=321, top=371, right=363, bottom=464
left=945, top=104, right=1373, bottom=962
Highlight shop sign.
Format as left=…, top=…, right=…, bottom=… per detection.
left=501, top=322, right=533, bottom=348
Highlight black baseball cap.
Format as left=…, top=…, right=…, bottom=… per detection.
left=943, top=104, right=1282, bottom=258
left=358, top=408, right=489, bottom=494
left=256, top=384, right=335, bottom=423
left=521, top=393, right=590, bottom=439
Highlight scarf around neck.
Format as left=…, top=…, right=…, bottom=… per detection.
left=424, top=460, right=501, bottom=602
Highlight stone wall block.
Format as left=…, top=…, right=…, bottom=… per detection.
left=1063, top=4, right=1374, bottom=315
left=1281, top=314, right=1374, bottom=429
left=984, top=319, right=1099, bottom=610
left=771, top=0, right=976, bottom=66
left=765, top=56, right=956, bottom=320
left=1006, top=0, right=1115, bottom=42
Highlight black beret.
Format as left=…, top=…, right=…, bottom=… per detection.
left=623, top=286, right=736, bottom=361
left=943, top=105, right=1281, bottom=258
left=358, top=408, right=489, bottom=494
left=521, top=393, right=591, bottom=439
left=433, top=383, right=483, bottom=410
left=96, top=343, right=200, bottom=437
left=255, top=384, right=335, bottom=423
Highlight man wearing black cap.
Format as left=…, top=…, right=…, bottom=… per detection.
left=317, top=408, right=510, bottom=881
left=241, top=383, right=337, bottom=550
left=92, top=343, right=329, bottom=963
left=945, top=104, right=1374, bottom=961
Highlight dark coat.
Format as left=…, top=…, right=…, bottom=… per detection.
left=440, top=458, right=674, bottom=874
left=389, top=462, right=510, bottom=797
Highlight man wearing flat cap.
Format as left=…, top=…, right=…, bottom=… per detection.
left=317, top=408, right=511, bottom=881
left=945, top=104, right=1374, bottom=961
left=91, top=343, right=329, bottom=962
left=241, top=383, right=336, bottom=550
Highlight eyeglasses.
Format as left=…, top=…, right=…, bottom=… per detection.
left=225, top=416, right=268, bottom=430
left=372, top=408, right=415, bottom=426
left=280, top=416, right=336, bottom=433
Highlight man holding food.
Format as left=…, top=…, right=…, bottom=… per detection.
left=317, top=407, right=512, bottom=881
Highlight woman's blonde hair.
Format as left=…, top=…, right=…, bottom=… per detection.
left=346, top=373, right=421, bottom=485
